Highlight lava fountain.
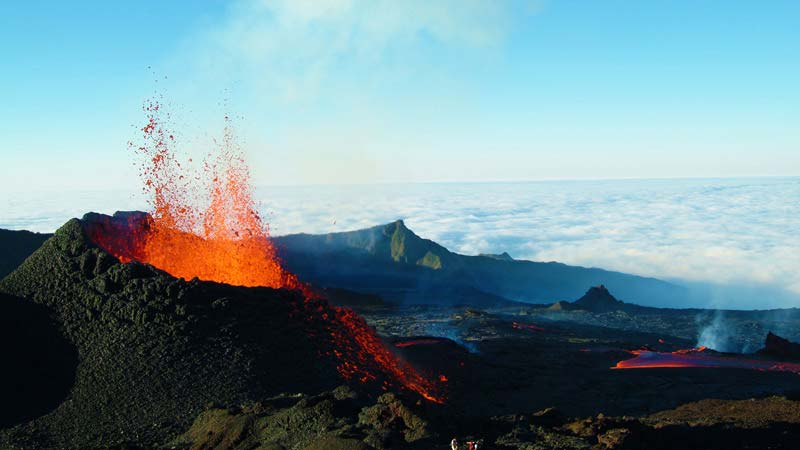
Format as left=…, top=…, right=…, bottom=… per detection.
left=86, top=100, right=443, bottom=403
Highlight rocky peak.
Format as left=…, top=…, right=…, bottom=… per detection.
left=759, top=332, right=800, bottom=361
left=572, top=285, right=625, bottom=313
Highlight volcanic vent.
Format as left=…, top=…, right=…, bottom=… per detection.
left=85, top=100, right=441, bottom=403
left=0, top=102, right=442, bottom=447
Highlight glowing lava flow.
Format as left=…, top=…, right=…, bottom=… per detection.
left=512, top=321, right=544, bottom=332
left=87, top=100, right=443, bottom=403
left=613, top=347, right=800, bottom=375
left=394, top=338, right=447, bottom=348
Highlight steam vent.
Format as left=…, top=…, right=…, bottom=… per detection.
left=0, top=212, right=439, bottom=448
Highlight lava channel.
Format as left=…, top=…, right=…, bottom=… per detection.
left=613, top=347, right=800, bottom=375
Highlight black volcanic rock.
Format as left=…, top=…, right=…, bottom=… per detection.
left=546, top=300, right=573, bottom=311
left=759, top=332, right=800, bottom=361
left=0, top=215, right=394, bottom=448
left=571, top=285, right=626, bottom=313
left=0, top=293, right=77, bottom=429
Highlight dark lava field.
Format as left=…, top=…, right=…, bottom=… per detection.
left=2, top=216, right=800, bottom=450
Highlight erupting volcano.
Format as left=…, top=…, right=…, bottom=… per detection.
left=87, top=101, right=296, bottom=289
left=85, top=100, right=443, bottom=403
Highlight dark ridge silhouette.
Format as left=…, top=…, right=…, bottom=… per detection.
left=0, top=293, right=77, bottom=429
left=571, top=285, right=626, bottom=313
left=0, top=229, right=52, bottom=279
left=478, top=251, right=515, bottom=261
left=273, top=220, right=687, bottom=307
left=759, top=332, right=800, bottom=361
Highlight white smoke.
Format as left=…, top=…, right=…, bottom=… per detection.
left=696, top=311, right=736, bottom=352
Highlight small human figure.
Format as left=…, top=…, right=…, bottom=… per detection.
left=450, top=437, right=459, bottom=450
left=467, top=441, right=474, bottom=450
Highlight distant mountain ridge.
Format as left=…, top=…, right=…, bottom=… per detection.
left=279, top=220, right=456, bottom=270
left=1, top=219, right=687, bottom=307
left=273, top=220, right=687, bottom=307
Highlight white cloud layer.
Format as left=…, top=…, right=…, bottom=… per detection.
left=2, top=177, right=798, bottom=309
left=253, top=177, right=800, bottom=308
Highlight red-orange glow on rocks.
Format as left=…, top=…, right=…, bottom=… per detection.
left=512, top=321, right=544, bottom=332
left=88, top=100, right=443, bottom=403
left=393, top=338, right=446, bottom=348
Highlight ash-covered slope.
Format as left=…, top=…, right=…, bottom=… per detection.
left=0, top=217, right=380, bottom=448
left=274, top=220, right=686, bottom=307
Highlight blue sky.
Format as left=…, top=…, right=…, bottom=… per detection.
left=1, top=0, right=798, bottom=191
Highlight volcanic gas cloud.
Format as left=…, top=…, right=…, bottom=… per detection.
left=86, top=100, right=443, bottom=403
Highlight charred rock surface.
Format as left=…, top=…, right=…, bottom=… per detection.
left=172, top=387, right=438, bottom=450
left=172, top=390, right=800, bottom=450
left=759, top=332, right=800, bottom=361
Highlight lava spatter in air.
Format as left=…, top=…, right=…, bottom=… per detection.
left=87, top=100, right=443, bottom=403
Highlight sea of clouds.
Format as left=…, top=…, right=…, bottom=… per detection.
left=2, top=177, right=798, bottom=309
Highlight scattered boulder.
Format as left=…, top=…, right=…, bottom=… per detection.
left=595, top=427, right=633, bottom=449
left=530, top=407, right=567, bottom=428
left=358, top=393, right=431, bottom=448
left=173, top=389, right=431, bottom=450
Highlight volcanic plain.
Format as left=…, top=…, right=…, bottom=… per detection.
left=2, top=215, right=800, bottom=450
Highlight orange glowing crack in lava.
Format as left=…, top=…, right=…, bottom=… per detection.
left=88, top=100, right=443, bottom=403
left=613, top=347, right=800, bottom=375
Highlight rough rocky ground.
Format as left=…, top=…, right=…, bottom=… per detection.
left=2, top=223, right=800, bottom=449
left=171, top=390, right=800, bottom=450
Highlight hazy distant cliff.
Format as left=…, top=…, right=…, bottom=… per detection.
left=274, top=220, right=687, bottom=307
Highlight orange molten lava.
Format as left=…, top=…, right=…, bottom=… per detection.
left=512, top=321, right=544, bottom=332
left=393, top=338, right=447, bottom=348
left=88, top=100, right=443, bottom=403
left=115, top=101, right=296, bottom=289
